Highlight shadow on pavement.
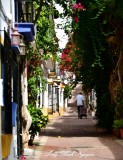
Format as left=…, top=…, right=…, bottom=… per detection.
left=40, top=106, right=111, bottom=138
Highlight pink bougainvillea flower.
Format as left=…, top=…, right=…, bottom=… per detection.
left=35, top=60, right=38, bottom=63
left=64, top=48, right=70, bottom=54
left=72, top=3, right=84, bottom=9
left=66, top=57, right=71, bottom=62
left=71, top=3, right=86, bottom=11
left=34, top=55, right=37, bottom=58
left=74, top=16, right=79, bottom=23
left=61, top=53, right=67, bottom=59
left=21, top=155, right=26, bottom=160
left=76, top=3, right=84, bottom=9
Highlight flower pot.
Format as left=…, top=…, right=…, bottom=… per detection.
left=120, top=128, right=123, bottom=139
left=113, top=129, right=121, bottom=139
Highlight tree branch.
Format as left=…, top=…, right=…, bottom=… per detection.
left=34, top=0, right=43, bottom=24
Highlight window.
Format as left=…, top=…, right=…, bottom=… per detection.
left=15, top=0, right=34, bottom=23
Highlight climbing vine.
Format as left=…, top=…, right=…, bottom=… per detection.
left=27, top=0, right=60, bottom=105
left=59, top=0, right=123, bottom=131
left=26, top=0, right=123, bottom=131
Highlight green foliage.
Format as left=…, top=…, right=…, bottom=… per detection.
left=26, top=1, right=61, bottom=140
left=114, top=86, right=123, bottom=119
left=27, top=0, right=59, bottom=104
left=29, top=0, right=123, bottom=132
left=35, top=3, right=59, bottom=54
left=64, top=84, right=72, bottom=100
left=113, top=119, right=123, bottom=130
left=26, top=44, right=47, bottom=102
left=95, top=91, right=115, bottom=132
left=28, top=104, right=49, bottom=135
left=59, top=0, right=119, bottom=131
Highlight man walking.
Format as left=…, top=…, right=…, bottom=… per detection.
left=76, top=92, right=85, bottom=119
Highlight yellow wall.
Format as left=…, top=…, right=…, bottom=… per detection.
left=0, top=36, right=4, bottom=46
left=2, top=134, right=12, bottom=158
left=42, top=107, right=48, bottom=116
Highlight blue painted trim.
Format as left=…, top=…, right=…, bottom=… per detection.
left=12, top=102, right=18, bottom=127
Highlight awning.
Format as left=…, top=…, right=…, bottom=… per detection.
left=15, top=23, right=35, bottom=42
left=11, top=45, right=20, bottom=54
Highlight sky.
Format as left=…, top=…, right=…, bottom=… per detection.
left=54, top=4, right=68, bottom=50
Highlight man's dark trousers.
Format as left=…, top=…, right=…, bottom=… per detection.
left=77, top=105, right=83, bottom=119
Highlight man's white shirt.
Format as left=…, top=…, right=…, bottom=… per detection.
left=76, top=94, right=84, bottom=106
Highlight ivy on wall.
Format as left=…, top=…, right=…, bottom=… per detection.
left=26, top=0, right=61, bottom=139
left=27, top=0, right=59, bottom=105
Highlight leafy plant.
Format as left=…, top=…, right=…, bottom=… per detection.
left=28, top=103, right=49, bottom=145
left=64, top=84, right=72, bottom=100
left=95, top=91, right=115, bottom=132
left=114, top=86, right=123, bottom=119
left=26, top=0, right=60, bottom=105
left=60, top=0, right=122, bottom=132
left=28, top=104, right=49, bottom=135
left=113, top=119, right=123, bottom=130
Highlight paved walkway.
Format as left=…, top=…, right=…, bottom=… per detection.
left=24, top=83, right=123, bottom=160
left=24, top=105, right=123, bottom=160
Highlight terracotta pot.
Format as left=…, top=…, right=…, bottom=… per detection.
left=120, top=128, right=123, bottom=139
left=113, top=129, right=121, bottom=139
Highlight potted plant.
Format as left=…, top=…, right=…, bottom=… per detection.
left=113, top=86, right=123, bottom=139
left=119, top=119, right=123, bottom=139
left=113, top=119, right=123, bottom=139
left=28, top=104, right=49, bottom=145
left=113, top=119, right=121, bottom=138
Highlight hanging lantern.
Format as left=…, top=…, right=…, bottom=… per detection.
left=11, top=28, right=21, bottom=46
left=19, top=38, right=26, bottom=55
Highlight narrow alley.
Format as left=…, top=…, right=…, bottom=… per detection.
left=24, top=84, right=123, bottom=160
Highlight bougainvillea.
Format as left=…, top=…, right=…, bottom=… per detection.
left=60, top=0, right=123, bottom=131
